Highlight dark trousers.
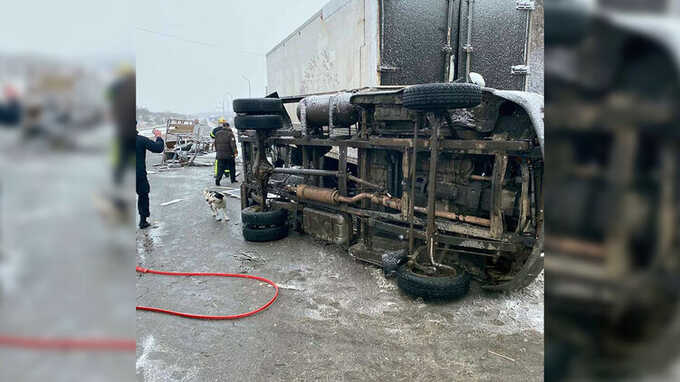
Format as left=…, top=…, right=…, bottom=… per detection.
left=216, top=158, right=236, bottom=183
left=138, top=192, right=150, bottom=219
left=137, top=175, right=151, bottom=219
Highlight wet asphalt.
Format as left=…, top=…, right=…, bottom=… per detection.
left=0, top=128, right=135, bottom=381
left=136, top=152, right=544, bottom=382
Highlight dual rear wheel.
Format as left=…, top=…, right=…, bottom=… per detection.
left=241, top=205, right=288, bottom=242
left=233, top=97, right=288, bottom=242
left=233, top=98, right=284, bottom=131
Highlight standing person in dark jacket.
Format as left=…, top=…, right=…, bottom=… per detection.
left=137, top=127, right=164, bottom=229
left=211, top=121, right=238, bottom=186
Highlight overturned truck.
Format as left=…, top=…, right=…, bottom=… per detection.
left=235, top=0, right=544, bottom=299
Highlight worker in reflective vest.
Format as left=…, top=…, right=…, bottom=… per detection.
left=211, top=119, right=238, bottom=186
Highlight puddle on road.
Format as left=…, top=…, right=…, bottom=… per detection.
left=137, top=222, right=167, bottom=263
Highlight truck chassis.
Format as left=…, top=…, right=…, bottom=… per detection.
left=237, top=84, right=544, bottom=294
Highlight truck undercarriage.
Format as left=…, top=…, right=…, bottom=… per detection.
left=235, top=83, right=544, bottom=297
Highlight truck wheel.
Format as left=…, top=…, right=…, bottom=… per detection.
left=242, top=225, right=288, bottom=242
left=233, top=98, right=283, bottom=114
left=403, top=82, right=482, bottom=110
left=234, top=114, right=283, bottom=131
left=241, top=206, right=288, bottom=226
left=396, top=263, right=471, bottom=299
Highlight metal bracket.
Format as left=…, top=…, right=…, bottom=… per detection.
left=511, top=65, right=530, bottom=75
left=463, top=44, right=474, bottom=53
left=516, top=0, right=536, bottom=10
left=377, top=65, right=400, bottom=73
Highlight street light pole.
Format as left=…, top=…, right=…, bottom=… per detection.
left=221, top=91, right=234, bottom=118
left=241, top=75, right=251, bottom=97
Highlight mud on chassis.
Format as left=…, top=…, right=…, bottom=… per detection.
left=233, top=83, right=544, bottom=299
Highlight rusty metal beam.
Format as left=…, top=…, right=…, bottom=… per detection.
left=240, top=183, right=248, bottom=210
left=338, top=144, right=348, bottom=196
left=490, top=154, right=508, bottom=238
left=263, top=136, right=531, bottom=154
left=359, top=147, right=371, bottom=248
left=272, top=167, right=382, bottom=190
left=517, top=160, right=530, bottom=233
left=273, top=168, right=335, bottom=177
left=294, top=198, right=509, bottom=241
left=347, top=175, right=382, bottom=190
left=408, top=113, right=422, bottom=255
left=369, top=218, right=517, bottom=253
left=425, top=114, right=441, bottom=261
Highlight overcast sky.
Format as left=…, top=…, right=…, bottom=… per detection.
left=135, top=0, right=329, bottom=114
left=0, top=1, right=134, bottom=60
left=1, top=0, right=329, bottom=114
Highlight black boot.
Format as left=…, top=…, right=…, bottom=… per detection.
left=139, top=219, right=151, bottom=229
left=215, top=179, right=220, bottom=186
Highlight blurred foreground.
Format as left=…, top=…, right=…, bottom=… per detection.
left=545, top=0, right=680, bottom=380
left=0, top=53, right=135, bottom=380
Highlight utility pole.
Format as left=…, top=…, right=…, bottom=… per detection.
left=220, top=91, right=234, bottom=118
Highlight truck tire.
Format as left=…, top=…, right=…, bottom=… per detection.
left=233, top=98, right=283, bottom=114
left=403, top=82, right=482, bottom=110
left=234, top=114, right=283, bottom=131
left=396, top=263, right=471, bottom=299
left=242, top=225, right=288, bottom=242
left=241, top=206, right=288, bottom=226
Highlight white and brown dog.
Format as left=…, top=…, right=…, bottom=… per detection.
left=203, top=189, right=229, bottom=221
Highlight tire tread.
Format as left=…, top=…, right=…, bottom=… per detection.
left=403, top=83, right=482, bottom=110
left=396, top=264, right=471, bottom=299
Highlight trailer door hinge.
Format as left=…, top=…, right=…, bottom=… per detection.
left=511, top=65, right=530, bottom=75
left=516, top=0, right=536, bottom=10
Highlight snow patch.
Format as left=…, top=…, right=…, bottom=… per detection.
left=136, top=335, right=200, bottom=382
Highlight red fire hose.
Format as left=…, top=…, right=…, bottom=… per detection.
left=135, top=266, right=279, bottom=319
left=0, top=266, right=279, bottom=351
left=0, top=337, right=135, bottom=352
